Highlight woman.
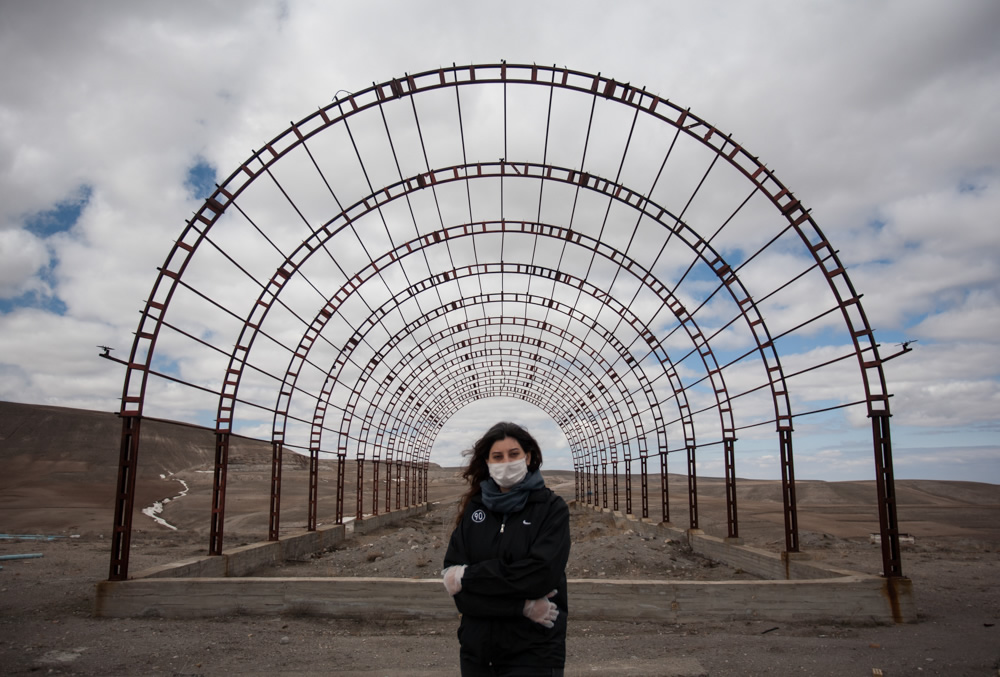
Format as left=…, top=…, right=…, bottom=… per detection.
left=442, top=421, right=571, bottom=677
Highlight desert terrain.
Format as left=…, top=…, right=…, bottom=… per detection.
left=1, top=401, right=998, bottom=676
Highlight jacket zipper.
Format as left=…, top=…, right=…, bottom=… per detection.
left=500, top=514, right=506, bottom=534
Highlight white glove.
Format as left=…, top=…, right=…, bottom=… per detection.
left=442, top=564, right=467, bottom=596
left=523, top=590, right=559, bottom=628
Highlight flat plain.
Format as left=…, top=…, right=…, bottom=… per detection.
left=1, top=401, right=997, bottom=676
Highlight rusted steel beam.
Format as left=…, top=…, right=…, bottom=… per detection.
left=208, top=432, right=230, bottom=556
left=109, top=63, right=902, bottom=587
left=872, top=414, right=903, bottom=577
left=108, top=414, right=141, bottom=581
left=778, top=429, right=799, bottom=554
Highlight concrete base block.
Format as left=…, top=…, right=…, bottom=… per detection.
left=137, top=555, right=227, bottom=579
left=95, top=573, right=915, bottom=624
left=96, top=502, right=916, bottom=625
left=95, top=577, right=455, bottom=620
left=225, top=540, right=282, bottom=577
left=129, top=504, right=423, bottom=581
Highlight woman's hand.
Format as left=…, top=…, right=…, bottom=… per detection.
left=523, top=590, right=559, bottom=628
left=442, top=564, right=467, bottom=595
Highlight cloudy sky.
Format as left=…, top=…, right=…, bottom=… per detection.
left=1, top=1, right=998, bottom=484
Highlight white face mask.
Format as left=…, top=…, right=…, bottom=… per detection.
left=488, top=457, right=528, bottom=489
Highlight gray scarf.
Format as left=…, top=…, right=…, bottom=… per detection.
left=480, top=470, right=545, bottom=515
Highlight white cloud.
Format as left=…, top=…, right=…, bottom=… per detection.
left=0, top=308, right=121, bottom=409
left=0, top=228, right=50, bottom=297
left=912, top=289, right=1000, bottom=342
left=0, top=1, right=997, bottom=485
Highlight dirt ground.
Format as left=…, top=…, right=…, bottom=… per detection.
left=1, top=403, right=999, bottom=675
left=2, top=476, right=999, bottom=676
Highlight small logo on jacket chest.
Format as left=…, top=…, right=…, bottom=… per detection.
left=471, top=509, right=486, bottom=523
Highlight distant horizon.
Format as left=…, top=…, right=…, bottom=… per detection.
left=432, top=464, right=1000, bottom=486
left=3, top=399, right=996, bottom=487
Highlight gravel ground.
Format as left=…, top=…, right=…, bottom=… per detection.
left=262, top=498, right=759, bottom=583
left=3, top=403, right=998, bottom=674
left=1, top=497, right=998, bottom=676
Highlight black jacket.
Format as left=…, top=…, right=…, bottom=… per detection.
left=444, top=486, right=570, bottom=668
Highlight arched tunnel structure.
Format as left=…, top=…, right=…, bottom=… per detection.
left=108, top=63, right=903, bottom=582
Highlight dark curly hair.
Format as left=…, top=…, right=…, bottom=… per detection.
left=454, top=421, right=543, bottom=526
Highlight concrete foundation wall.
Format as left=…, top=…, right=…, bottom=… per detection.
left=95, top=574, right=914, bottom=625
left=589, top=505, right=858, bottom=581
left=96, top=502, right=916, bottom=624
left=135, top=504, right=425, bottom=580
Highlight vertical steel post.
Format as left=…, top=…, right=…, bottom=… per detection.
left=109, top=414, right=142, bottom=581
left=624, top=458, right=632, bottom=515
left=355, top=457, right=364, bottom=519
left=395, top=459, right=403, bottom=509
left=601, top=463, right=608, bottom=509
left=640, top=455, right=649, bottom=519
left=686, top=445, right=698, bottom=530
left=612, top=460, right=620, bottom=511
left=307, top=444, right=319, bottom=530
left=872, top=414, right=903, bottom=577
left=208, top=432, right=230, bottom=555
left=335, top=452, right=346, bottom=524
left=385, top=460, right=393, bottom=513
left=778, top=429, right=799, bottom=553
left=724, top=438, right=738, bottom=539
left=372, top=459, right=381, bottom=516
left=660, top=450, right=669, bottom=524
left=411, top=461, right=419, bottom=506
left=268, top=441, right=283, bottom=540
left=403, top=460, right=410, bottom=507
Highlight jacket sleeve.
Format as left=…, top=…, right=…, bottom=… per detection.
left=442, top=511, right=469, bottom=569
left=453, top=589, right=526, bottom=618
left=460, top=495, right=570, bottom=602
left=444, top=511, right=526, bottom=618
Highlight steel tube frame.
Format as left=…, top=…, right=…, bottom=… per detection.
left=109, top=63, right=902, bottom=583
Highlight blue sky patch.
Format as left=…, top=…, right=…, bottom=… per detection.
left=24, top=186, right=92, bottom=237
left=185, top=158, right=217, bottom=200
left=0, top=290, right=67, bottom=315
left=0, top=245, right=66, bottom=315
left=957, top=167, right=994, bottom=194
left=150, top=352, right=182, bottom=378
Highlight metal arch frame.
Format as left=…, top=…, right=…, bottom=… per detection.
left=400, top=341, right=643, bottom=512
left=268, top=278, right=643, bottom=529
left=109, top=62, right=902, bottom=582
left=415, top=374, right=603, bottom=494
left=386, top=363, right=603, bottom=508
left=408, top=356, right=603, bottom=505
left=421, top=371, right=620, bottom=511
left=360, top=344, right=623, bottom=513
left=337, top=330, right=627, bottom=519
left=292, top=264, right=696, bottom=524
left=373, top=356, right=615, bottom=513
left=302, top=245, right=723, bottom=523
left=258, top=222, right=698, bottom=531
left=360, top=339, right=638, bottom=505
left=310, top=292, right=643, bottom=508
left=234, top=159, right=780, bottom=546
left=349, top=308, right=648, bottom=509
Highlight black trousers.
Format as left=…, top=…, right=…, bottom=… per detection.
left=460, top=657, right=564, bottom=677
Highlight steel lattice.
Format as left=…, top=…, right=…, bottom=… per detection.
left=108, top=64, right=903, bottom=581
